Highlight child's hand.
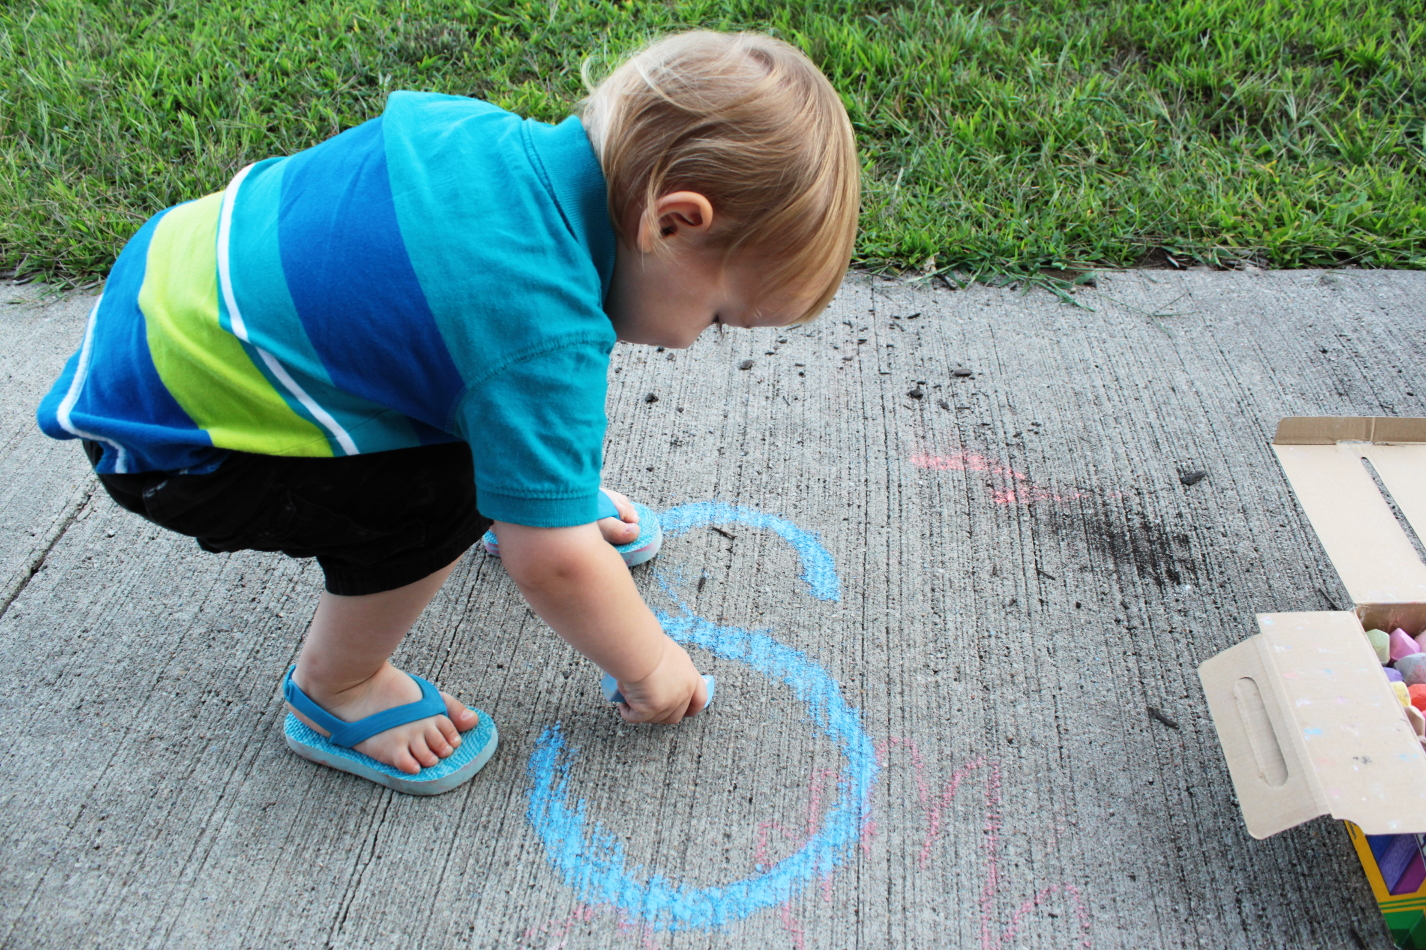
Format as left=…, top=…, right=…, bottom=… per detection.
left=495, top=520, right=704, bottom=724
left=612, top=638, right=709, bottom=725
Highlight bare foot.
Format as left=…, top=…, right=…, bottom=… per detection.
left=598, top=487, right=640, bottom=545
left=288, top=662, right=478, bottom=774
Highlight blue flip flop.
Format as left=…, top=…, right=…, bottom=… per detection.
left=482, top=489, right=662, bottom=567
left=282, top=667, right=498, bottom=796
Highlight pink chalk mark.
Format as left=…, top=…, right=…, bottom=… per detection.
left=519, top=904, right=583, bottom=950
left=977, top=762, right=1004, bottom=950
left=1002, top=884, right=1093, bottom=950
left=882, top=737, right=1093, bottom=950
left=806, top=768, right=837, bottom=835
left=751, top=768, right=847, bottom=938
left=909, top=451, right=1029, bottom=482
left=859, top=816, right=877, bottom=856
left=883, top=736, right=984, bottom=869
left=922, top=759, right=984, bottom=869
left=753, top=819, right=778, bottom=869
left=862, top=741, right=891, bottom=856
left=754, top=768, right=839, bottom=871
left=615, top=909, right=664, bottom=948
left=909, top=450, right=1086, bottom=506
left=780, top=902, right=807, bottom=950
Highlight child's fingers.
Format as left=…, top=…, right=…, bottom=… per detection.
left=618, top=700, right=656, bottom=724
left=618, top=699, right=671, bottom=724
left=653, top=704, right=686, bottom=725
left=619, top=694, right=700, bottom=725
left=684, top=678, right=710, bottom=717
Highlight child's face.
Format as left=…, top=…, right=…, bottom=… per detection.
left=604, top=193, right=811, bottom=349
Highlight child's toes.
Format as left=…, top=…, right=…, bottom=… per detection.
left=410, top=738, right=440, bottom=769
left=442, top=692, right=478, bottom=731
left=426, top=723, right=454, bottom=758
left=598, top=516, right=638, bottom=545
left=392, top=748, right=423, bottom=775
left=438, top=717, right=462, bottom=748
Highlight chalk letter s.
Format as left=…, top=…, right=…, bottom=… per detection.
left=526, top=503, right=878, bottom=931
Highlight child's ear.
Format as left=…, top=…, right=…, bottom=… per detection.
left=638, top=192, right=714, bottom=251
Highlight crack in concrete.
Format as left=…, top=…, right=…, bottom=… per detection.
left=0, top=476, right=95, bottom=622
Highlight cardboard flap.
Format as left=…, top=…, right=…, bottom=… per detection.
left=1274, top=417, right=1426, bottom=445
left=1272, top=441, right=1426, bottom=604
left=1200, top=612, right=1426, bottom=838
left=1200, top=622, right=1322, bottom=838
left=1362, top=444, right=1426, bottom=542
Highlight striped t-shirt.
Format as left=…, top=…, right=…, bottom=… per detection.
left=38, top=92, right=620, bottom=528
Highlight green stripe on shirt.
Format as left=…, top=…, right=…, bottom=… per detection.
left=139, top=193, right=333, bottom=457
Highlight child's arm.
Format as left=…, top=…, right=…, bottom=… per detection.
left=493, top=521, right=709, bottom=724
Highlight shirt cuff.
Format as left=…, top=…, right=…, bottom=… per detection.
left=476, top=488, right=602, bottom=527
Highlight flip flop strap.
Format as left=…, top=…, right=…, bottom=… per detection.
left=596, top=489, right=620, bottom=521
left=283, top=667, right=447, bottom=748
left=596, top=489, right=642, bottom=542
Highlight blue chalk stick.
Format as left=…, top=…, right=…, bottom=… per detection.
left=602, top=672, right=715, bottom=708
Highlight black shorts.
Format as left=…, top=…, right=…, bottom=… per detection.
left=85, top=441, right=492, bottom=596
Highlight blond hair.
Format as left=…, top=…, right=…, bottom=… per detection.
left=581, top=31, right=859, bottom=323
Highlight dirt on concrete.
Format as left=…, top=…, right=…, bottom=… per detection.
left=1, top=269, right=1423, bottom=949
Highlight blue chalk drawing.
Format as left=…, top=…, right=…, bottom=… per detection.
left=526, top=503, right=877, bottom=932
left=659, top=501, right=841, bottom=603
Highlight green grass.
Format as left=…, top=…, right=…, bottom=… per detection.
left=2, top=0, right=1424, bottom=286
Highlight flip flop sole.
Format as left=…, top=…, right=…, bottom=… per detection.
left=284, top=710, right=498, bottom=796
left=615, top=505, right=662, bottom=566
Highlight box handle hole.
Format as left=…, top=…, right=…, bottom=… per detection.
left=1234, top=676, right=1289, bottom=788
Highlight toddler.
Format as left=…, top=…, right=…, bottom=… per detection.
left=36, top=30, right=859, bottom=794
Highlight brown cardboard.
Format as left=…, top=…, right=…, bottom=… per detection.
left=1272, top=441, right=1426, bottom=605
left=1200, top=612, right=1426, bottom=838
left=1273, top=417, right=1426, bottom=445
left=1200, top=418, right=1426, bottom=838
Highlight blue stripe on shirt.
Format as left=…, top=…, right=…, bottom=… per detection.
left=277, top=118, right=466, bottom=430
left=227, top=155, right=425, bottom=455
left=40, top=209, right=219, bottom=474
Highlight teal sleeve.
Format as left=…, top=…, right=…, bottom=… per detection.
left=455, top=340, right=610, bottom=527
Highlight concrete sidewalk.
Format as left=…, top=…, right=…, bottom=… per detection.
left=1, top=269, right=1423, bottom=949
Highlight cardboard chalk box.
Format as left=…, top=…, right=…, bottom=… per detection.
left=1200, top=417, right=1426, bottom=948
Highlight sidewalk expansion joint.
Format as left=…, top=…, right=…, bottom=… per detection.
left=0, top=476, right=96, bottom=621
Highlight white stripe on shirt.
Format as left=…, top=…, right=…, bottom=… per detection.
left=56, top=292, right=131, bottom=473
left=217, top=163, right=360, bottom=456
